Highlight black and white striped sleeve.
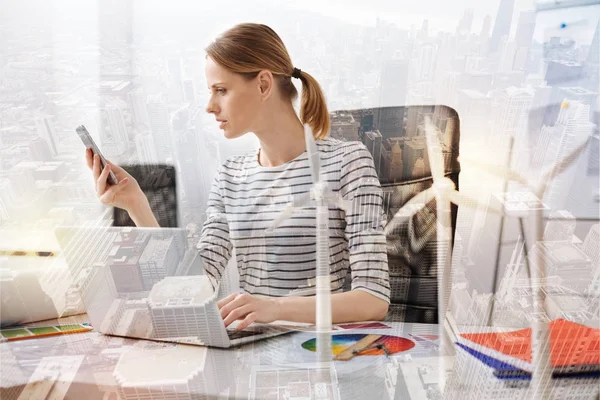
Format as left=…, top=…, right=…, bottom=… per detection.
left=198, top=168, right=233, bottom=290
left=340, top=142, right=390, bottom=303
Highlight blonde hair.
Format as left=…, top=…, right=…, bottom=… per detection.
left=205, top=23, right=330, bottom=140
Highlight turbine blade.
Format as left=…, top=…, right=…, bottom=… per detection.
left=424, top=116, right=445, bottom=182
left=384, top=188, right=436, bottom=235
left=323, top=191, right=352, bottom=213
left=447, top=190, right=505, bottom=216
left=459, top=157, right=529, bottom=186
left=304, top=124, right=321, bottom=183
left=271, top=206, right=295, bottom=228
left=270, top=192, right=312, bottom=228
left=293, top=191, right=312, bottom=208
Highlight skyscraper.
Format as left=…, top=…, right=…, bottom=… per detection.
left=585, top=225, right=600, bottom=311
left=147, top=276, right=228, bottom=347
left=418, top=19, right=429, bottom=41
left=373, top=107, right=406, bottom=139
left=489, top=0, right=515, bottom=53
left=99, top=107, right=128, bottom=158
left=515, top=11, right=536, bottom=48
left=512, top=11, right=536, bottom=70
left=363, top=130, right=383, bottom=177
left=113, top=340, right=227, bottom=400
left=532, top=241, right=592, bottom=292
left=544, top=102, right=595, bottom=208
left=167, top=58, right=184, bottom=104
left=457, top=9, right=474, bottom=36
left=134, top=133, right=158, bottom=165
left=584, top=20, right=599, bottom=93
left=416, top=43, right=438, bottom=81
left=34, top=118, right=58, bottom=157
left=457, top=90, right=491, bottom=134
left=498, top=37, right=517, bottom=72
left=29, top=137, right=53, bottom=162
left=109, top=247, right=144, bottom=294
left=147, top=94, right=174, bottom=159
left=543, top=210, right=576, bottom=241
left=183, top=79, right=196, bottom=104
left=138, top=236, right=179, bottom=289
left=381, top=140, right=403, bottom=182
left=557, top=87, right=597, bottom=113
left=480, top=14, right=492, bottom=40
left=330, top=112, right=360, bottom=142
left=582, top=224, right=599, bottom=266
left=588, top=133, right=599, bottom=176
left=378, top=58, right=409, bottom=108
left=128, top=92, right=150, bottom=128
left=490, top=86, right=534, bottom=141
left=403, top=137, right=429, bottom=180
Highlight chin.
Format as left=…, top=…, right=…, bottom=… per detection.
left=223, top=128, right=246, bottom=140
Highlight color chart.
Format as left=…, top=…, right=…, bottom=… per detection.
left=301, top=334, right=416, bottom=356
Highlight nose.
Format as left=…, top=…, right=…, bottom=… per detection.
left=205, top=96, right=219, bottom=114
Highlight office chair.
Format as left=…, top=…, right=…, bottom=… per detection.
left=113, top=164, right=178, bottom=228
left=331, top=105, right=461, bottom=323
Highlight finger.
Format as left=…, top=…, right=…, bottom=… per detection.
left=223, top=304, right=253, bottom=327
left=220, top=294, right=249, bottom=320
left=220, top=295, right=247, bottom=320
left=92, top=154, right=101, bottom=184
left=104, top=159, right=126, bottom=175
left=237, top=312, right=257, bottom=331
left=85, top=148, right=93, bottom=169
left=96, top=164, right=111, bottom=196
left=217, top=293, right=238, bottom=310
left=98, top=177, right=129, bottom=205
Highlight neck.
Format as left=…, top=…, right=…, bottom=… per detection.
left=254, top=102, right=306, bottom=167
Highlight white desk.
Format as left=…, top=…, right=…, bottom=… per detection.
left=1, top=314, right=597, bottom=400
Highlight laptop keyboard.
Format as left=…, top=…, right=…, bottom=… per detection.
left=226, top=325, right=288, bottom=340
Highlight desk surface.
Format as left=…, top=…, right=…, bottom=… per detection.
left=1, top=315, right=598, bottom=400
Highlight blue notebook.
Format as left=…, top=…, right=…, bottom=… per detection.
left=456, top=342, right=600, bottom=381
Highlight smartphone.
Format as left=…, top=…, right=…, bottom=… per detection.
left=76, top=125, right=119, bottom=185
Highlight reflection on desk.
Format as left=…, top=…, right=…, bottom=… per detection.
left=0, top=316, right=598, bottom=400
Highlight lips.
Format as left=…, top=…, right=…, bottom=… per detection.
left=219, top=121, right=227, bottom=129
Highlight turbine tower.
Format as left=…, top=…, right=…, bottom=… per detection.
left=271, top=124, right=350, bottom=363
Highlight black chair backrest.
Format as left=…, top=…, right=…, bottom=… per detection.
left=331, top=105, right=461, bottom=323
left=113, top=164, right=178, bottom=228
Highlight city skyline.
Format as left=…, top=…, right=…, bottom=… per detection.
left=1, top=0, right=597, bottom=316
left=0, top=1, right=598, bottom=397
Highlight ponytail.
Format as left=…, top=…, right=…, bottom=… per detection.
left=296, top=71, right=330, bottom=140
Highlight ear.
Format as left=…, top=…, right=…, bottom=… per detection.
left=256, top=70, right=274, bottom=100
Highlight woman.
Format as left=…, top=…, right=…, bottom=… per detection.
left=86, top=23, right=390, bottom=330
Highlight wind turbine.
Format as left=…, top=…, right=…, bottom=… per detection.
left=386, top=113, right=590, bottom=397
left=461, top=137, right=591, bottom=399
left=271, top=124, right=351, bottom=364
left=383, top=115, right=489, bottom=390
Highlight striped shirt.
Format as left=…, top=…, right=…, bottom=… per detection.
left=198, top=137, right=390, bottom=303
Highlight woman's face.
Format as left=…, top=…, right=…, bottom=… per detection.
left=205, top=56, right=263, bottom=139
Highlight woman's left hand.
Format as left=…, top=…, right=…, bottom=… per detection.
left=218, top=292, right=280, bottom=330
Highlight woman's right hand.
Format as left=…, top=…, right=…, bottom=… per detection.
left=85, top=148, right=144, bottom=212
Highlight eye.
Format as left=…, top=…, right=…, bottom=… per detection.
left=208, top=87, right=226, bottom=95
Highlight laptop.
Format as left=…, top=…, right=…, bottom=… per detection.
left=54, top=225, right=292, bottom=348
